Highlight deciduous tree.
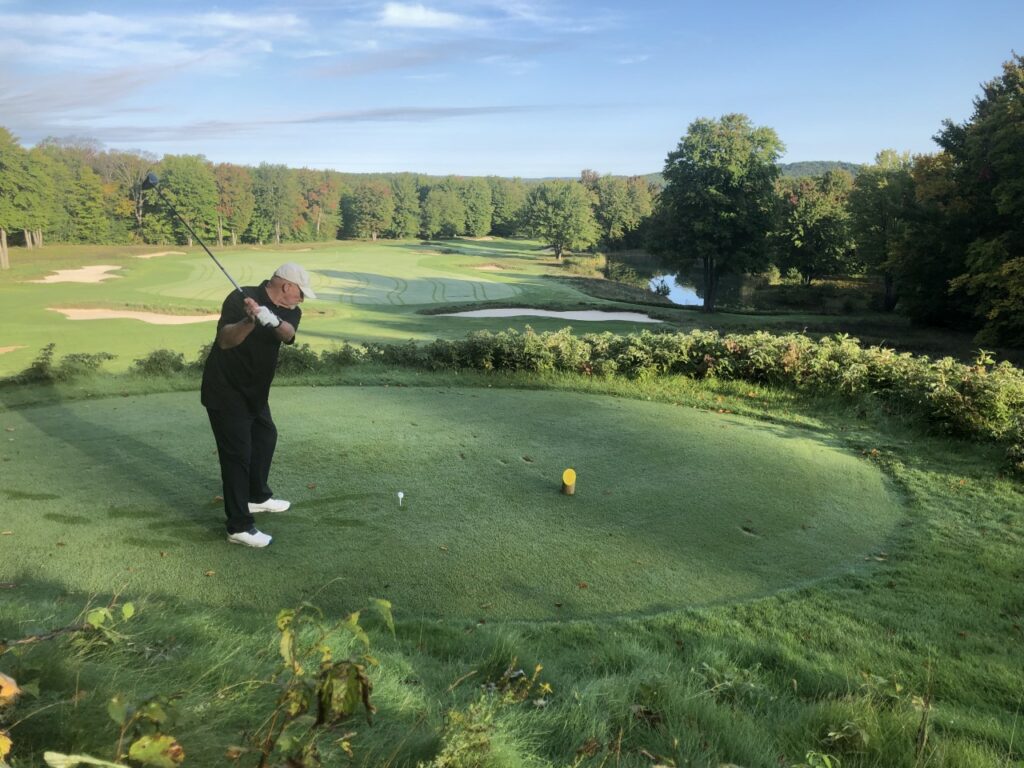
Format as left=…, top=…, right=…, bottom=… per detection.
left=523, top=180, right=599, bottom=260
left=848, top=150, right=915, bottom=310
left=653, top=114, right=783, bottom=311
left=215, top=163, right=255, bottom=247
left=350, top=179, right=394, bottom=240
left=155, top=155, right=218, bottom=246
left=775, top=170, right=855, bottom=284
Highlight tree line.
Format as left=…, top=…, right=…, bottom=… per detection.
left=651, top=53, right=1023, bottom=346
left=0, top=134, right=654, bottom=267
left=0, top=53, right=1020, bottom=345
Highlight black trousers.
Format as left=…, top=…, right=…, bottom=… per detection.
left=206, top=404, right=277, bottom=534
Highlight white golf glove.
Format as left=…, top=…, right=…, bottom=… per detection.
left=255, top=306, right=281, bottom=328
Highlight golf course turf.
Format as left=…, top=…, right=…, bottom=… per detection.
left=0, top=386, right=902, bottom=621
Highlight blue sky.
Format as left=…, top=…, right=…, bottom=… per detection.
left=1, top=1, right=1020, bottom=176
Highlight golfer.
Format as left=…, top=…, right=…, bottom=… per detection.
left=201, top=263, right=316, bottom=547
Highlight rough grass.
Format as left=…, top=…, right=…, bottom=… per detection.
left=1, top=369, right=1022, bottom=767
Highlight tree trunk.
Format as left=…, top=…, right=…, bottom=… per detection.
left=0, top=229, right=9, bottom=270
left=315, top=209, right=322, bottom=237
left=34, top=228, right=43, bottom=248
left=231, top=229, right=238, bottom=247
left=23, top=229, right=33, bottom=249
left=217, top=215, right=224, bottom=248
left=882, top=274, right=897, bottom=312
left=274, top=221, right=281, bottom=245
left=553, top=243, right=563, bottom=260
left=702, top=256, right=717, bottom=312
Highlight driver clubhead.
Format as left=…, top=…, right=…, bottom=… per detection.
left=142, top=171, right=160, bottom=190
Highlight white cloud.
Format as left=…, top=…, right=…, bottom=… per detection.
left=189, top=12, right=304, bottom=35
left=378, top=3, right=483, bottom=30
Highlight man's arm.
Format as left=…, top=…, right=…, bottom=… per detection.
left=216, top=297, right=260, bottom=349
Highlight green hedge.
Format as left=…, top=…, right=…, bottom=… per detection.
left=8, top=329, right=1024, bottom=475
left=283, top=328, right=1024, bottom=473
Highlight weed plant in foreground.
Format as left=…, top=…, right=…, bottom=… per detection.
left=1, top=366, right=1022, bottom=767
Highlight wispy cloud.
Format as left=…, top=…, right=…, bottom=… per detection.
left=378, top=3, right=485, bottom=30
left=45, top=104, right=553, bottom=142
left=0, top=10, right=305, bottom=67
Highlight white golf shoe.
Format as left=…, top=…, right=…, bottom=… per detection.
left=248, top=498, right=291, bottom=514
left=227, top=528, right=273, bottom=548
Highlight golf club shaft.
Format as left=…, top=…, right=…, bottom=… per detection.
left=152, top=186, right=244, bottom=296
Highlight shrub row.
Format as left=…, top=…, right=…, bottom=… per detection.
left=8, top=329, right=1023, bottom=474
left=274, top=327, right=1024, bottom=473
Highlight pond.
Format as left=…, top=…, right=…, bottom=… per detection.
left=649, top=274, right=703, bottom=307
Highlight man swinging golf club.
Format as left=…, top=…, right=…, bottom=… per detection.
left=201, top=262, right=316, bottom=547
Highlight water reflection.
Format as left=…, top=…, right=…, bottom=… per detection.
left=649, top=274, right=703, bottom=307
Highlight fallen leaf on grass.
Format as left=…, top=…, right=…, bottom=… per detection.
left=4, top=427, right=14, bottom=432
left=56, top=541, right=65, bottom=547
left=0, top=672, right=21, bottom=704
left=213, top=495, right=224, bottom=503
left=159, top=551, right=168, bottom=558
left=479, top=602, right=493, bottom=610
left=577, top=581, right=588, bottom=589
left=438, top=544, right=449, bottom=552
left=554, top=602, right=563, bottom=608
left=306, top=483, right=317, bottom=490
left=204, top=570, right=216, bottom=577
left=1, top=531, right=12, bottom=536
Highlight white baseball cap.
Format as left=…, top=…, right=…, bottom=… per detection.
left=273, top=263, right=316, bottom=299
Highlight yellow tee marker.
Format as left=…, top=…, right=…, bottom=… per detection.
left=561, top=468, right=576, bottom=496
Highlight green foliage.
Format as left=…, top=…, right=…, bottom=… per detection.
left=775, top=170, right=856, bottom=284
left=375, top=329, right=1024, bottom=466
left=653, top=113, right=784, bottom=311
left=152, top=155, right=218, bottom=247
left=130, top=350, right=187, bottom=376
left=4, top=343, right=115, bottom=384
left=276, top=343, right=322, bottom=375
left=249, top=163, right=300, bottom=245
left=938, top=53, right=1024, bottom=346
left=349, top=179, right=395, bottom=240
left=421, top=183, right=467, bottom=239
left=244, top=602, right=384, bottom=766
left=523, top=180, right=599, bottom=259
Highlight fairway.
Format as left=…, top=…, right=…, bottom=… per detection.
left=0, top=240, right=675, bottom=375
left=0, top=386, right=903, bottom=621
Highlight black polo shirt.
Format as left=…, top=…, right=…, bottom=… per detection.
left=201, top=281, right=301, bottom=414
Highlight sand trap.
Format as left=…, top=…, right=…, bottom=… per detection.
left=473, top=264, right=505, bottom=271
left=439, top=308, right=663, bottom=323
left=0, top=346, right=25, bottom=355
left=49, top=308, right=219, bottom=325
left=136, top=251, right=186, bottom=259
left=29, top=265, right=122, bottom=283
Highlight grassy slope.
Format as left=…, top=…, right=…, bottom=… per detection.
left=0, top=239, right=664, bottom=375
left=0, top=387, right=901, bottom=620
left=1, top=370, right=1022, bottom=767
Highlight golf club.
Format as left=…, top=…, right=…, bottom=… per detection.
left=142, top=171, right=244, bottom=296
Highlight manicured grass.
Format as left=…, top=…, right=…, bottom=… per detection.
left=1, top=370, right=1021, bottom=767
left=0, top=386, right=901, bottom=620
left=1, top=239, right=685, bottom=376
left=2, top=239, right=1015, bottom=378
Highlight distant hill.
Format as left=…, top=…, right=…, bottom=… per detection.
left=778, top=161, right=862, bottom=178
